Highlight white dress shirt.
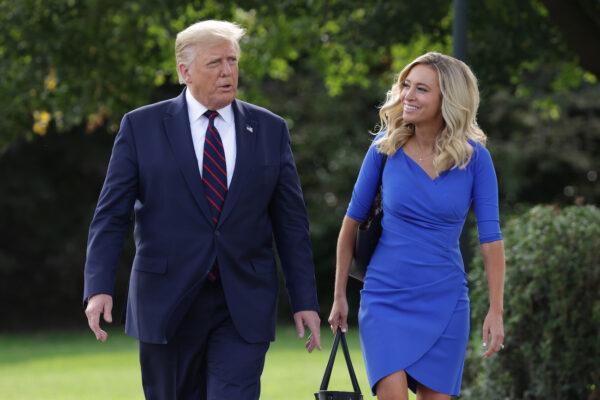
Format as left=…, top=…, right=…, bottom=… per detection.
left=186, top=89, right=237, bottom=188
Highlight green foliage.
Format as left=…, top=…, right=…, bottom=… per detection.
left=463, top=206, right=600, bottom=399
left=0, top=0, right=452, bottom=149
left=1, top=0, right=600, bottom=328
left=2, top=0, right=596, bottom=159
left=482, top=83, right=600, bottom=206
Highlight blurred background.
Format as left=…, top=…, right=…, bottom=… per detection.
left=0, top=1, right=598, bottom=399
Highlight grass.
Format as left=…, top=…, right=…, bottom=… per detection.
left=0, top=326, right=417, bottom=399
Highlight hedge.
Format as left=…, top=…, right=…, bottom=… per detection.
left=463, top=205, right=600, bottom=399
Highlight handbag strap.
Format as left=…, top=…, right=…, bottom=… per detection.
left=340, top=329, right=362, bottom=393
left=319, top=328, right=362, bottom=393
left=377, top=154, right=387, bottom=188
left=368, top=153, right=387, bottom=218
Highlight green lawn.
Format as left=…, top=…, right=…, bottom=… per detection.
left=0, top=326, right=416, bottom=399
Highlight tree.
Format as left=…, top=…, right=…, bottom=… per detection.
left=0, top=0, right=599, bottom=327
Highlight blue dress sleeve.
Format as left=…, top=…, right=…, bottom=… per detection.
left=346, top=135, right=385, bottom=222
left=471, top=143, right=503, bottom=244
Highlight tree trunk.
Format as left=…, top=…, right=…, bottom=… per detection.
left=540, top=0, right=600, bottom=77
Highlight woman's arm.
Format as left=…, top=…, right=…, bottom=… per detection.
left=328, top=216, right=360, bottom=333
left=328, top=136, right=385, bottom=334
left=480, top=239, right=506, bottom=357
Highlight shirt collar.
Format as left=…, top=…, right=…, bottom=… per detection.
left=185, top=89, right=234, bottom=127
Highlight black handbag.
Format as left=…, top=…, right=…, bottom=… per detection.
left=314, top=328, right=363, bottom=400
left=349, top=155, right=387, bottom=282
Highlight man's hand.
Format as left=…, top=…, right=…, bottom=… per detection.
left=85, top=294, right=113, bottom=342
left=293, top=310, right=321, bottom=353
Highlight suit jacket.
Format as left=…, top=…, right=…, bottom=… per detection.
left=83, top=89, right=319, bottom=344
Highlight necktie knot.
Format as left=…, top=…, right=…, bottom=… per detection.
left=204, top=110, right=219, bottom=123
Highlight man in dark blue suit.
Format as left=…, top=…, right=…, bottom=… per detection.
left=83, top=20, right=321, bottom=399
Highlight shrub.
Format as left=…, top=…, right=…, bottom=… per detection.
left=463, top=205, right=600, bottom=399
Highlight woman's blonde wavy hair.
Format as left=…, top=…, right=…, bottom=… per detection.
left=375, top=52, right=487, bottom=174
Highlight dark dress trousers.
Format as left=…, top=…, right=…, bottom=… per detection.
left=83, top=89, right=319, bottom=397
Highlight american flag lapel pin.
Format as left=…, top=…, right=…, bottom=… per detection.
left=246, top=125, right=253, bottom=133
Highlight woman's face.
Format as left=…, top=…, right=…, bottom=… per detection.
left=400, top=64, right=443, bottom=127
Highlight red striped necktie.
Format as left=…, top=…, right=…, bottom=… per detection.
left=202, top=110, right=227, bottom=281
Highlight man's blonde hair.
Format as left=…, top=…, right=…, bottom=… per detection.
left=175, top=20, right=246, bottom=84
left=376, top=52, right=487, bottom=174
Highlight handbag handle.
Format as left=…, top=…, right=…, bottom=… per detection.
left=319, top=328, right=362, bottom=393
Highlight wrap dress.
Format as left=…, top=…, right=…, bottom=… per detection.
left=346, top=138, right=502, bottom=396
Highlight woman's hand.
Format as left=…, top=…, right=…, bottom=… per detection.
left=329, top=216, right=360, bottom=335
left=328, top=296, right=349, bottom=334
left=482, top=309, right=505, bottom=358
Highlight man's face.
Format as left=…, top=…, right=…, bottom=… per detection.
left=180, top=40, right=239, bottom=110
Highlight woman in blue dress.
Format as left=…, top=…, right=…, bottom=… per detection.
left=328, top=52, right=506, bottom=400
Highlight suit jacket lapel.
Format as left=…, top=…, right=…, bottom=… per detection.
left=218, top=99, right=257, bottom=226
left=163, top=90, right=213, bottom=224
